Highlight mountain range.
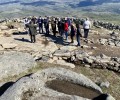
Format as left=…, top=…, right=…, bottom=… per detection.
left=0, top=0, right=120, bottom=19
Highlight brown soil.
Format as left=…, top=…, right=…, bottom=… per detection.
left=46, top=79, right=101, bottom=99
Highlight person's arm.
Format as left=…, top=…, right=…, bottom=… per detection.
left=89, top=21, right=91, bottom=29
left=83, top=21, right=85, bottom=29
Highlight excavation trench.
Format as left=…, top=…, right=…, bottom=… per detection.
left=46, top=79, right=101, bottom=99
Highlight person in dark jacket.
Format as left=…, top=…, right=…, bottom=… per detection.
left=76, top=23, right=82, bottom=46
left=51, top=18, right=57, bottom=36
left=28, top=21, right=37, bottom=43
left=61, top=20, right=65, bottom=37
left=31, top=16, right=37, bottom=24
left=58, top=18, right=62, bottom=36
left=44, top=17, right=49, bottom=35
left=37, top=16, right=44, bottom=34
left=70, top=23, right=76, bottom=43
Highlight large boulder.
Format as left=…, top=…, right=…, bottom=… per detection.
left=0, top=51, right=36, bottom=80
left=0, top=68, right=103, bottom=100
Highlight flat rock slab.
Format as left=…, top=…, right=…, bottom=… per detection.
left=60, top=46, right=77, bottom=52
left=2, top=43, right=18, bottom=49
left=0, top=68, right=102, bottom=100
left=0, top=51, right=36, bottom=80
left=56, top=60, right=75, bottom=68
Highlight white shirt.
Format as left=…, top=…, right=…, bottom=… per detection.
left=24, top=18, right=30, bottom=25
left=83, top=20, right=91, bottom=29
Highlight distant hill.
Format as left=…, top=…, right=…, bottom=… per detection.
left=0, top=0, right=120, bottom=19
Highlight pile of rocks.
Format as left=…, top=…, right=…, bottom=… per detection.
left=99, top=32, right=120, bottom=47
left=33, top=45, right=120, bottom=73
left=93, top=21, right=120, bottom=30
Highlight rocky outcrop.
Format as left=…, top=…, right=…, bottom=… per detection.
left=0, top=68, right=102, bottom=100
left=0, top=51, right=37, bottom=80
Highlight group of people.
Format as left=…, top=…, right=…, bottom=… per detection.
left=24, top=16, right=91, bottom=46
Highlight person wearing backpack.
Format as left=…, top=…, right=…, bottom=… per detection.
left=76, top=23, right=82, bottom=46
left=70, top=23, right=76, bottom=43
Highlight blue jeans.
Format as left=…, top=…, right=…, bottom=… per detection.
left=76, top=34, right=80, bottom=46
left=65, top=31, right=68, bottom=40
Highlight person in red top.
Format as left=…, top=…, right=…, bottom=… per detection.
left=64, top=20, right=69, bottom=40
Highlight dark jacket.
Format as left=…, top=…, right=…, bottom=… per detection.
left=76, top=24, right=82, bottom=37
left=51, top=20, right=56, bottom=31
left=28, top=23, right=37, bottom=36
left=71, top=25, right=76, bottom=36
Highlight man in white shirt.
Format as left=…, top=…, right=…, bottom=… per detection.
left=83, top=18, right=91, bottom=39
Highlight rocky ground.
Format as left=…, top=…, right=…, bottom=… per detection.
left=0, top=19, right=120, bottom=100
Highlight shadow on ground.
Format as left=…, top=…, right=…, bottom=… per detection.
left=0, top=82, right=14, bottom=96
left=14, top=38, right=30, bottom=43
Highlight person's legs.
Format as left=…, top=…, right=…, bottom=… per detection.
left=33, top=35, right=36, bottom=43
left=61, top=29, right=64, bottom=37
left=76, top=35, right=80, bottom=46
left=71, top=35, right=74, bottom=43
left=65, top=31, right=68, bottom=40
left=41, top=24, right=44, bottom=33
left=30, top=35, right=33, bottom=43
left=39, top=25, right=42, bottom=34
left=84, top=29, right=89, bottom=39
left=86, top=29, right=89, bottom=38
left=39, top=26, right=41, bottom=34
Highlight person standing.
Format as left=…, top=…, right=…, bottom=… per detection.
left=83, top=18, right=91, bottom=40
left=31, top=16, right=37, bottom=24
left=28, top=21, right=37, bottom=43
left=58, top=18, right=62, bottom=36
left=76, top=23, right=82, bottom=46
left=51, top=18, right=57, bottom=36
left=70, top=23, right=76, bottom=43
left=44, top=17, right=49, bottom=35
left=64, top=20, right=69, bottom=40
left=37, top=16, right=44, bottom=34
left=61, top=20, right=65, bottom=37
left=24, top=17, right=31, bottom=34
